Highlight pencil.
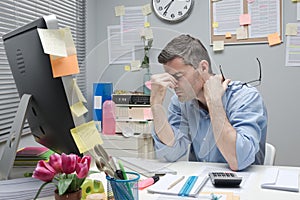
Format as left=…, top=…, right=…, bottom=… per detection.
left=168, top=176, right=185, bottom=190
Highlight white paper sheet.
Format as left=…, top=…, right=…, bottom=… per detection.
left=120, top=6, right=147, bottom=46
left=298, top=3, right=300, bottom=21
left=107, top=25, right=135, bottom=64
left=213, top=0, right=243, bottom=35
left=286, top=23, right=300, bottom=67
left=248, top=0, right=281, bottom=38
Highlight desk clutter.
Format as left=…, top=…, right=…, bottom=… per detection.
left=13, top=146, right=54, bottom=167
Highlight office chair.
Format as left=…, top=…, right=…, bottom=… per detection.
left=264, top=143, right=276, bottom=165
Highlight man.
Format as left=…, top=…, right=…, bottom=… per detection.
left=150, top=34, right=267, bottom=171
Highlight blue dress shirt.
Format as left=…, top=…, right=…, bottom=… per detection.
left=152, top=81, right=268, bottom=170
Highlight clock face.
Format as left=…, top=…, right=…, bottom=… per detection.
left=152, top=0, right=194, bottom=23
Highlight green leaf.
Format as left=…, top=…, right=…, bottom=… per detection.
left=58, top=176, right=73, bottom=195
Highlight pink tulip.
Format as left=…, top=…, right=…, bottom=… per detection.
left=61, top=153, right=77, bottom=174
left=49, top=153, right=62, bottom=173
left=75, top=155, right=91, bottom=178
left=32, top=160, right=56, bottom=182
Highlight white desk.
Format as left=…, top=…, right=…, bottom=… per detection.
left=38, top=161, right=300, bottom=200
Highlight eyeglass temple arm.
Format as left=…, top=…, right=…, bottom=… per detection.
left=256, top=57, right=262, bottom=81
left=219, top=65, right=225, bottom=81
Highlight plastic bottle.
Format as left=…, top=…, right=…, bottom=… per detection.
left=102, top=100, right=116, bottom=135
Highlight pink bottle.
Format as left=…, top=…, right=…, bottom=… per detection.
left=102, top=100, right=116, bottom=135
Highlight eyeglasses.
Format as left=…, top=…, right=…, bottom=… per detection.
left=219, top=58, right=262, bottom=88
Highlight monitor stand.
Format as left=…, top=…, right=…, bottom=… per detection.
left=0, top=94, right=32, bottom=180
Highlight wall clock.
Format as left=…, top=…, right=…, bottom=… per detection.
left=152, top=0, right=194, bottom=23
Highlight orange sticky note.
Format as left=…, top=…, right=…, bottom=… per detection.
left=240, top=14, right=251, bottom=25
left=225, top=32, right=232, bottom=39
left=267, top=32, right=281, bottom=46
left=50, top=54, right=79, bottom=78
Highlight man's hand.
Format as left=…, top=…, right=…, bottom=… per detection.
left=203, top=74, right=230, bottom=106
left=150, top=73, right=178, bottom=105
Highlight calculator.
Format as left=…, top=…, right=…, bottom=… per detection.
left=208, top=172, right=242, bottom=187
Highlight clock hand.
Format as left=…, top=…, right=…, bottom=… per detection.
left=163, top=0, right=174, bottom=15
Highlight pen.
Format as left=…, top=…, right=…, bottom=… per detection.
left=118, top=160, right=134, bottom=198
left=168, top=176, right=185, bottom=190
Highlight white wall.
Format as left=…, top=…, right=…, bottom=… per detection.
left=86, top=0, right=300, bottom=167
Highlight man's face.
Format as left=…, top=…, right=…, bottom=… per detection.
left=164, top=57, right=204, bottom=102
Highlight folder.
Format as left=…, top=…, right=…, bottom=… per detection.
left=261, top=168, right=299, bottom=192
left=147, top=174, right=209, bottom=197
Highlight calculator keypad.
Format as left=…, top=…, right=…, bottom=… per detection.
left=209, top=172, right=242, bottom=187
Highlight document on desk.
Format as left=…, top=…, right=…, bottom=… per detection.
left=0, top=177, right=55, bottom=200
left=261, top=168, right=299, bottom=192
left=147, top=173, right=209, bottom=197
left=117, top=157, right=177, bottom=177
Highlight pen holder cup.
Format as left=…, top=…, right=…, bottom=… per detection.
left=106, top=172, right=140, bottom=200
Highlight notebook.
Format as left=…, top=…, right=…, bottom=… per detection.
left=147, top=174, right=209, bottom=197
left=261, top=168, right=299, bottom=192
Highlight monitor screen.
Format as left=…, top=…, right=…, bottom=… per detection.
left=2, top=17, right=80, bottom=155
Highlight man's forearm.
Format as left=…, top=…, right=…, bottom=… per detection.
left=151, top=104, right=175, bottom=146
left=207, top=99, right=238, bottom=170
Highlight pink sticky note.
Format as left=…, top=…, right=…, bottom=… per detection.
left=145, top=81, right=151, bottom=90
left=240, top=14, right=251, bottom=25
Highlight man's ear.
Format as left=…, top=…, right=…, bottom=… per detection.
left=197, top=60, right=209, bottom=73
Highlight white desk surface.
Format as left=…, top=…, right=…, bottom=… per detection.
left=38, top=161, right=300, bottom=200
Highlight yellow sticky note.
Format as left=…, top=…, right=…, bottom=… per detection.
left=142, top=4, right=152, bottom=15
left=225, top=32, right=232, bottom=39
left=70, top=101, right=88, bottom=117
left=73, top=79, right=87, bottom=103
left=213, top=41, right=224, bottom=52
left=115, top=5, right=125, bottom=16
left=37, top=28, right=67, bottom=57
left=268, top=32, right=281, bottom=46
left=213, top=22, right=219, bottom=28
left=50, top=54, right=79, bottom=78
left=131, top=60, right=141, bottom=71
left=124, top=65, right=131, bottom=71
left=286, top=23, right=298, bottom=36
left=240, top=14, right=251, bottom=25
left=61, top=27, right=77, bottom=56
left=37, top=27, right=76, bottom=57
left=144, top=28, right=154, bottom=40
left=144, top=22, right=151, bottom=28
left=236, top=27, right=248, bottom=40
left=70, top=121, right=103, bottom=154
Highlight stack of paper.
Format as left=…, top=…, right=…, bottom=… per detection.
left=0, top=177, right=55, bottom=200
left=14, top=147, right=54, bottom=167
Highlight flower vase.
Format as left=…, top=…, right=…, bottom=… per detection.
left=54, top=189, right=82, bottom=200
left=143, top=68, right=152, bottom=95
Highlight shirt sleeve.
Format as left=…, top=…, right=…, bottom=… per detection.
left=226, top=89, right=268, bottom=170
left=151, top=96, right=191, bottom=162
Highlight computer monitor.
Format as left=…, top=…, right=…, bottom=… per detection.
left=0, top=16, right=81, bottom=179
